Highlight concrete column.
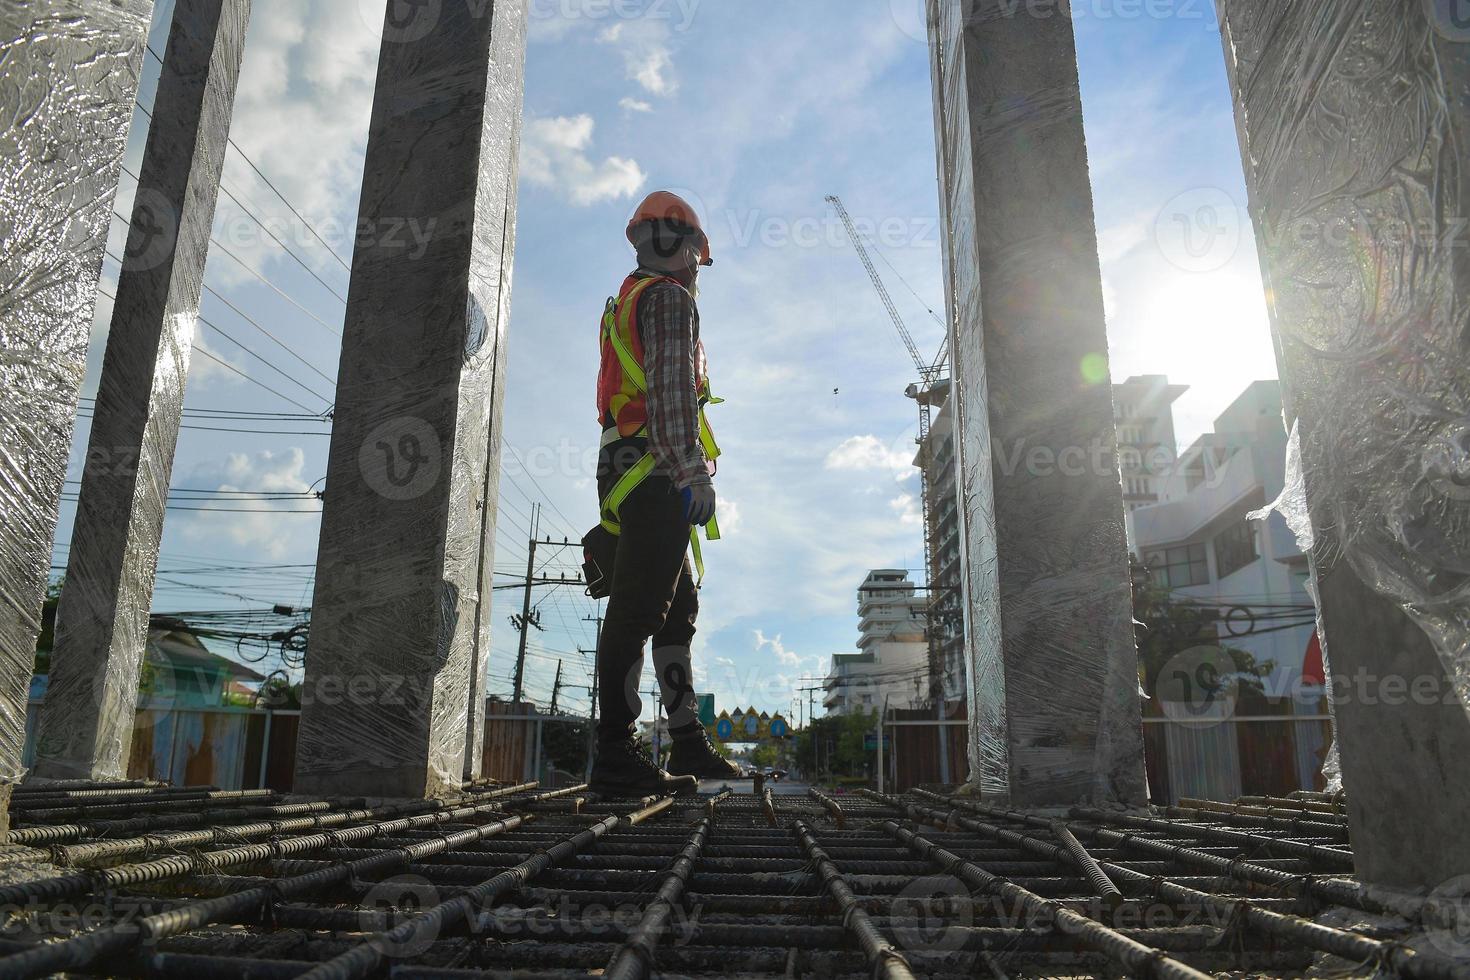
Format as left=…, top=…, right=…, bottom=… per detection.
left=294, top=0, right=526, bottom=799
left=462, top=359, right=508, bottom=783
left=32, top=0, right=252, bottom=784
left=0, top=1, right=155, bottom=819
left=1217, top=0, right=1470, bottom=889
left=926, top=0, right=1146, bottom=808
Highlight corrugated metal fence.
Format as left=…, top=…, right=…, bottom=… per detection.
left=23, top=700, right=549, bottom=790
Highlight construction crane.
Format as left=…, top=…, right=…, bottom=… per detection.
left=826, top=194, right=951, bottom=703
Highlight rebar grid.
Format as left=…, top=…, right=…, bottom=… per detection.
left=0, top=782, right=1447, bottom=979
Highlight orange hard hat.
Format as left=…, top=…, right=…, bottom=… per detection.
left=626, top=190, right=712, bottom=266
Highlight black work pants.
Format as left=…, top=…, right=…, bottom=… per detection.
left=595, top=456, right=698, bottom=741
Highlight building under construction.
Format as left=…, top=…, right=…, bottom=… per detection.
left=2, top=0, right=1469, bottom=976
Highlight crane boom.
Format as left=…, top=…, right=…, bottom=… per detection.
left=826, top=192, right=951, bottom=725
left=826, top=195, right=932, bottom=379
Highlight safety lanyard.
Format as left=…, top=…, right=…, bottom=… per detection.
left=598, top=279, right=721, bottom=581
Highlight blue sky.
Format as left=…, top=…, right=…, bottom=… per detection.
left=57, top=0, right=1277, bottom=723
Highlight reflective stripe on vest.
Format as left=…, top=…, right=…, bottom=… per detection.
left=597, top=277, right=721, bottom=581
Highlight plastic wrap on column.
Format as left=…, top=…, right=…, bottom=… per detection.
left=460, top=0, right=522, bottom=783
left=926, top=0, right=1145, bottom=807
left=1220, top=0, right=1470, bottom=886
left=1222, top=2, right=1470, bottom=720
left=0, top=0, right=155, bottom=788
left=926, top=0, right=1004, bottom=802
left=293, top=0, right=526, bottom=799
left=36, top=0, right=251, bottom=783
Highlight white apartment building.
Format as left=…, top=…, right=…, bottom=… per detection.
left=823, top=570, right=929, bottom=716
left=1128, top=381, right=1315, bottom=686
left=1114, top=374, right=1189, bottom=516
left=1127, top=380, right=1324, bottom=797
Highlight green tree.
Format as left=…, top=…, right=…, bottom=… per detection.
left=795, top=710, right=880, bottom=784
left=1131, top=556, right=1276, bottom=702
left=749, top=742, right=779, bottom=769
left=541, top=719, right=591, bottom=775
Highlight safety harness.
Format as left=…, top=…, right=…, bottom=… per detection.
left=597, top=276, right=722, bottom=581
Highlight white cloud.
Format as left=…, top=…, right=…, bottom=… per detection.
left=889, top=491, right=922, bottom=527
left=619, top=97, right=653, bottom=113
left=824, top=435, right=914, bottom=480
left=520, top=114, right=646, bottom=206
left=181, top=448, right=314, bottom=559
left=713, top=495, right=740, bottom=535
left=188, top=334, right=249, bottom=386
left=597, top=21, right=677, bottom=96
left=753, top=629, right=803, bottom=668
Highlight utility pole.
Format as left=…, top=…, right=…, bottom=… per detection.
left=581, top=611, right=602, bottom=781
left=511, top=503, right=539, bottom=704
left=646, top=679, right=664, bottom=763
left=507, top=512, right=584, bottom=705
left=549, top=660, right=563, bottom=715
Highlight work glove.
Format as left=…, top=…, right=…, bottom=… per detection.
left=680, top=482, right=716, bottom=526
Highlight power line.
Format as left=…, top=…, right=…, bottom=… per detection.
left=95, top=285, right=323, bottom=414
left=78, top=397, right=328, bottom=422
left=202, top=226, right=345, bottom=338
left=135, top=53, right=358, bottom=285
left=59, top=492, right=322, bottom=514
left=104, top=213, right=339, bottom=404
left=201, top=281, right=337, bottom=388
left=144, top=43, right=354, bottom=275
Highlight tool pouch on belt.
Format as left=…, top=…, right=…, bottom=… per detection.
left=582, top=524, right=619, bottom=599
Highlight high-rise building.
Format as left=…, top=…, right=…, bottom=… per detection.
left=913, top=377, right=1186, bottom=701
left=1113, top=375, right=1190, bottom=514
left=913, top=389, right=964, bottom=702
left=822, top=570, right=929, bottom=716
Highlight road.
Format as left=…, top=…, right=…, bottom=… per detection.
left=697, top=777, right=813, bottom=796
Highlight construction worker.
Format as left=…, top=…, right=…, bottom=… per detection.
left=588, top=190, right=741, bottom=796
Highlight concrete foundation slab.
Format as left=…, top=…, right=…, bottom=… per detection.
left=926, top=0, right=1146, bottom=807
left=293, top=0, right=526, bottom=799
left=33, top=0, right=252, bottom=783
left=1218, top=0, right=1470, bottom=889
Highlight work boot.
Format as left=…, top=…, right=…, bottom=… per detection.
left=666, top=725, right=743, bottom=780
left=589, top=735, right=698, bottom=797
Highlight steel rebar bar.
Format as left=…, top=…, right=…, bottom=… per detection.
left=291, top=795, right=676, bottom=980
left=1049, top=818, right=1123, bottom=909
left=603, top=815, right=713, bottom=980
left=808, top=787, right=847, bottom=829
left=789, top=819, right=916, bottom=980
left=889, top=795, right=1462, bottom=980
left=880, top=819, right=1212, bottom=980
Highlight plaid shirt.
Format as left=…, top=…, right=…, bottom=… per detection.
left=636, top=273, right=712, bottom=489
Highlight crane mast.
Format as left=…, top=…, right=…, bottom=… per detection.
left=827, top=194, right=950, bottom=705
